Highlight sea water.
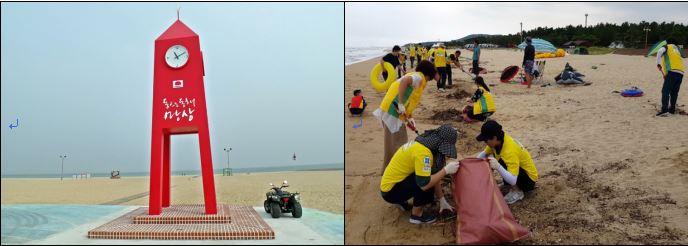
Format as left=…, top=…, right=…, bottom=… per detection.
left=345, top=46, right=389, bottom=65
left=0, top=163, right=343, bottom=179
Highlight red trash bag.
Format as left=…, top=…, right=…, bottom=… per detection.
left=454, top=158, right=530, bottom=244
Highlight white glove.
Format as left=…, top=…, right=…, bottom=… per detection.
left=443, top=160, right=460, bottom=175
left=439, top=197, right=455, bottom=213
left=487, top=157, right=500, bottom=170
left=407, top=117, right=416, bottom=128
left=397, top=103, right=407, bottom=115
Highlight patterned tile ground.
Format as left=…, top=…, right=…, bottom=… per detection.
left=133, top=204, right=231, bottom=224
left=87, top=205, right=274, bottom=240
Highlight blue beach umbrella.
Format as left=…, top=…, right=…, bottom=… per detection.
left=518, top=38, right=557, bottom=52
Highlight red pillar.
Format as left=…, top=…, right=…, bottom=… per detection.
left=198, top=126, right=217, bottom=214
left=162, top=133, right=171, bottom=208
left=148, top=130, right=163, bottom=215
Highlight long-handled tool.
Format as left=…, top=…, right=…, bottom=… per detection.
left=392, top=101, right=420, bottom=135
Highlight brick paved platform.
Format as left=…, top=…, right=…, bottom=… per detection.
left=87, top=205, right=274, bottom=240
left=133, top=204, right=231, bottom=224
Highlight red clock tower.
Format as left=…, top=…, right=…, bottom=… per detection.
left=149, top=19, right=217, bottom=215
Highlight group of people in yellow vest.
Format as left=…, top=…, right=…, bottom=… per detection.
left=363, top=37, right=684, bottom=225
left=372, top=42, right=538, bottom=224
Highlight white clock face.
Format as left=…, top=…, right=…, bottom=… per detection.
left=165, top=45, right=189, bottom=69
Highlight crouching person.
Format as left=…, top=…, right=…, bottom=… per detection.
left=475, top=120, right=538, bottom=204
left=380, top=124, right=460, bottom=224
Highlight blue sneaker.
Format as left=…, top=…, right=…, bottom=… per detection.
left=409, top=214, right=437, bottom=224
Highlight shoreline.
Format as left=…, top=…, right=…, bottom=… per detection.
left=1, top=164, right=344, bottom=179
left=2, top=170, right=344, bottom=214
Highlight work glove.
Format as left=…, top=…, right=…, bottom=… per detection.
left=439, top=197, right=455, bottom=213
left=444, top=160, right=460, bottom=175
left=407, top=117, right=416, bottom=128
left=397, top=103, right=406, bottom=115
left=487, top=157, right=500, bottom=170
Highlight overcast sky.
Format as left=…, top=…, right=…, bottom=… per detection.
left=346, top=2, right=688, bottom=47
left=1, top=2, right=343, bottom=175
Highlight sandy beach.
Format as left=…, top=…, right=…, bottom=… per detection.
left=1, top=170, right=343, bottom=214
left=345, top=49, right=688, bottom=244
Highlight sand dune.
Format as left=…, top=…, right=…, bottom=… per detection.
left=345, top=49, right=688, bottom=244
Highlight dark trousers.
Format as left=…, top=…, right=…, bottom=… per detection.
left=436, top=66, right=447, bottom=89
left=661, top=71, right=683, bottom=113
left=410, top=57, right=415, bottom=68
left=446, top=64, right=453, bottom=86
left=349, top=104, right=366, bottom=115
left=472, top=60, right=480, bottom=75
left=381, top=174, right=434, bottom=207
left=499, top=162, right=536, bottom=192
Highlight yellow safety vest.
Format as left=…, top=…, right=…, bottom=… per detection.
left=661, top=44, right=685, bottom=76
left=409, top=46, right=416, bottom=56
left=484, top=133, right=538, bottom=182
left=473, top=86, right=496, bottom=115
left=378, top=72, right=428, bottom=122
left=434, top=48, right=447, bottom=67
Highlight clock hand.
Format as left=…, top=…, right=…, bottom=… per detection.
left=178, top=52, right=186, bottom=57
left=173, top=52, right=179, bottom=59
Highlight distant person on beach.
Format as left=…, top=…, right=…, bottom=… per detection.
left=416, top=44, right=422, bottom=62
left=451, top=50, right=466, bottom=73
left=446, top=53, right=453, bottom=87
left=373, top=60, right=438, bottom=173
left=421, top=46, right=429, bottom=61
left=461, top=76, right=495, bottom=122
left=399, top=52, right=407, bottom=74
left=380, top=124, right=460, bottom=224
left=348, top=89, right=367, bottom=116
left=409, top=45, right=416, bottom=68
left=380, top=45, right=402, bottom=80
left=523, top=37, right=536, bottom=89
left=431, top=43, right=448, bottom=92
left=655, top=38, right=685, bottom=117
left=475, top=120, right=539, bottom=204
left=472, top=39, right=481, bottom=76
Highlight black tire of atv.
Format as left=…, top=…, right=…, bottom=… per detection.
left=270, top=203, right=281, bottom=218
left=264, top=200, right=271, bottom=214
left=292, top=202, right=302, bottom=218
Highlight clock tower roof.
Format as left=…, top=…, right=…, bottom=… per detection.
left=156, top=20, right=198, bottom=41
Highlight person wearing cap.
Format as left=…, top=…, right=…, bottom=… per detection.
left=655, top=38, right=684, bottom=117
left=475, top=120, right=538, bottom=204
left=523, top=37, right=536, bottom=89
left=428, top=44, right=437, bottom=63
left=430, top=43, right=448, bottom=92
left=374, top=60, right=438, bottom=172
left=380, top=124, right=460, bottom=224
left=380, top=45, right=403, bottom=80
